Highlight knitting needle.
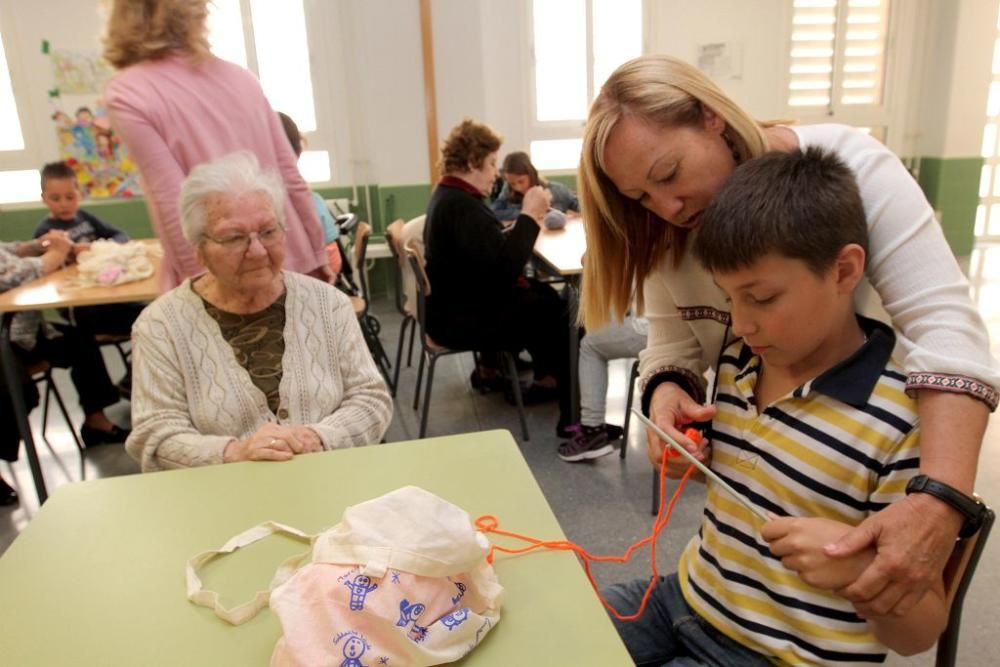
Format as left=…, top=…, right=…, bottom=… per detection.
left=630, top=408, right=769, bottom=522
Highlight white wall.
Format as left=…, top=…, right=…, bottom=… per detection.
left=915, top=0, right=998, bottom=157
left=0, top=0, right=106, bottom=172
left=646, top=0, right=791, bottom=119
left=1, top=0, right=997, bottom=195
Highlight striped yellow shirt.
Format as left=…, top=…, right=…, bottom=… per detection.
left=678, top=317, right=920, bottom=666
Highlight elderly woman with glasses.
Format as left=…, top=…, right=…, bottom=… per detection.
left=125, top=152, right=392, bottom=472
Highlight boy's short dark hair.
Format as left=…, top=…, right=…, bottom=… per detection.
left=693, top=146, right=868, bottom=276
left=40, top=161, right=78, bottom=190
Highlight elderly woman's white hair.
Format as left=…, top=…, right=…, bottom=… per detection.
left=178, top=151, right=287, bottom=243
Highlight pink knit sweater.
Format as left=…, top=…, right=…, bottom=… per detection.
left=105, top=53, right=326, bottom=290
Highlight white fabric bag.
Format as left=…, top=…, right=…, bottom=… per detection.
left=74, top=239, right=154, bottom=286
left=187, top=486, right=504, bottom=667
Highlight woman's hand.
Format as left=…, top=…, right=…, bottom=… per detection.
left=223, top=423, right=325, bottom=463
left=824, top=493, right=962, bottom=617
left=646, top=381, right=716, bottom=468
left=37, top=232, right=74, bottom=274
left=223, top=423, right=298, bottom=463
left=283, top=425, right=324, bottom=454
left=521, top=186, right=551, bottom=225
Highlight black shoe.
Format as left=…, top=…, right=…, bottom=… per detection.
left=604, top=423, right=624, bottom=441
left=80, top=424, right=131, bottom=448
left=470, top=369, right=506, bottom=394
left=0, top=476, right=18, bottom=506
left=556, top=420, right=582, bottom=439
left=558, top=424, right=616, bottom=462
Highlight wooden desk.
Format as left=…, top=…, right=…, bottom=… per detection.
left=0, top=239, right=161, bottom=504
left=533, top=219, right=587, bottom=421
left=0, top=431, right=632, bottom=666
left=532, top=216, right=585, bottom=277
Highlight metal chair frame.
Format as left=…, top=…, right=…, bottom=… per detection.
left=404, top=243, right=530, bottom=441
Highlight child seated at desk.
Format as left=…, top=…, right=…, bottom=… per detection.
left=34, top=161, right=145, bottom=395
left=0, top=232, right=130, bottom=506
left=604, top=148, right=951, bottom=664
left=491, top=151, right=579, bottom=224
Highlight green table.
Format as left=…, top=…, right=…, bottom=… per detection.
left=0, top=430, right=631, bottom=665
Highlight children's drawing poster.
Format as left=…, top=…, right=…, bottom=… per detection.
left=46, top=47, right=140, bottom=199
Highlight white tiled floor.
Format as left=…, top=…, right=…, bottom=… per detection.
left=3, top=244, right=1000, bottom=665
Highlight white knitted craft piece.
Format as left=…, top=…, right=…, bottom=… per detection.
left=75, top=239, right=154, bottom=286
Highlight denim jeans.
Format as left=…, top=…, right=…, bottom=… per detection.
left=579, top=317, right=646, bottom=426
left=603, top=574, right=773, bottom=667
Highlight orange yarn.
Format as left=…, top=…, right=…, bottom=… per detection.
left=475, top=428, right=704, bottom=622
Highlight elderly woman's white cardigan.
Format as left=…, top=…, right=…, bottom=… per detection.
left=126, top=271, right=392, bottom=471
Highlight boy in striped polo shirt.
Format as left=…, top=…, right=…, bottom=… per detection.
left=605, top=147, right=947, bottom=666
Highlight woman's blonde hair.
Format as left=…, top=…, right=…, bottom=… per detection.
left=103, top=0, right=211, bottom=69
left=578, top=54, right=773, bottom=329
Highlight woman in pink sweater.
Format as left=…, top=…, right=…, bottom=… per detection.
left=102, top=0, right=327, bottom=290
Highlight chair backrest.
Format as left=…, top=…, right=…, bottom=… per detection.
left=352, top=222, right=372, bottom=303
left=936, top=506, right=994, bottom=666
left=385, top=218, right=408, bottom=316
left=404, top=242, right=432, bottom=336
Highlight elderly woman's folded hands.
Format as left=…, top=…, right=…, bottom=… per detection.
left=223, top=422, right=324, bottom=463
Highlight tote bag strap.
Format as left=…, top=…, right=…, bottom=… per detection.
left=186, top=521, right=314, bottom=625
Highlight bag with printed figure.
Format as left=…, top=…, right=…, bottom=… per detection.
left=187, top=486, right=504, bottom=667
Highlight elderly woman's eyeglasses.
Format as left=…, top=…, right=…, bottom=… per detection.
left=202, top=227, right=285, bottom=253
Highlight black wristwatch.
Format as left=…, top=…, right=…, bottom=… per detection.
left=905, top=474, right=988, bottom=539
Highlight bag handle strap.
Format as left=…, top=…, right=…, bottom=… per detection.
left=186, top=520, right=313, bottom=625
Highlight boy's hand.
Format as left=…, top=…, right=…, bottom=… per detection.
left=663, top=429, right=711, bottom=480
left=646, top=382, right=715, bottom=468
left=762, top=516, right=874, bottom=591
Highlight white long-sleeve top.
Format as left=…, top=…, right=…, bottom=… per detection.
left=639, top=124, right=1000, bottom=411
left=126, top=271, right=392, bottom=471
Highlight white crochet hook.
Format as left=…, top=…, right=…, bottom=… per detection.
left=630, top=408, right=769, bottom=522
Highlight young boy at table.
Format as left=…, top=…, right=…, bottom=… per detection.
left=604, top=148, right=951, bottom=665
left=35, top=161, right=145, bottom=395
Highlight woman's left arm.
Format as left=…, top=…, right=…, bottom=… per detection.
left=822, top=129, right=998, bottom=615
left=306, top=298, right=392, bottom=448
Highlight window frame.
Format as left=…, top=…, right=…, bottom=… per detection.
left=783, top=0, right=897, bottom=140
left=522, top=0, right=647, bottom=174
left=212, top=0, right=337, bottom=185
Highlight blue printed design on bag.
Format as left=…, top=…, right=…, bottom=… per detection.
left=441, top=607, right=470, bottom=630
left=333, top=631, right=370, bottom=667
left=451, top=581, right=467, bottom=605
left=397, top=599, right=429, bottom=642
left=390, top=570, right=401, bottom=584
left=344, top=574, right=379, bottom=611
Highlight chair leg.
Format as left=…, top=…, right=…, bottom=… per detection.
left=41, top=376, right=52, bottom=445
left=413, top=349, right=426, bottom=411
left=418, top=354, right=440, bottom=438
left=391, top=317, right=413, bottom=397
left=651, top=470, right=660, bottom=516
left=406, top=318, right=417, bottom=367
left=501, top=352, right=530, bottom=441
left=621, top=360, right=640, bottom=460
left=49, top=378, right=84, bottom=454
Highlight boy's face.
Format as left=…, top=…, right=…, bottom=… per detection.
left=713, top=251, right=859, bottom=377
left=42, top=178, right=82, bottom=221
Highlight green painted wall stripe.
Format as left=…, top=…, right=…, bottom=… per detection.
left=917, top=156, right=982, bottom=257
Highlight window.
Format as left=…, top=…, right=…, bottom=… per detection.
left=787, top=0, right=891, bottom=136
left=207, top=0, right=329, bottom=183
left=976, top=8, right=1000, bottom=242
left=528, top=0, right=643, bottom=170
